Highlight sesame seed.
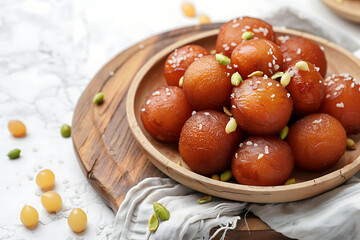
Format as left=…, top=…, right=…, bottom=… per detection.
left=230, top=93, right=235, bottom=98
left=268, top=62, right=272, bottom=68
left=274, top=64, right=279, bottom=71
left=326, top=94, right=330, bottom=98
left=287, top=93, right=291, bottom=98
left=289, top=70, right=295, bottom=77
left=192, top=111, right=196, bottom=115
left=166, top=92, right=171, bottom=96
left=235, top=153, right=238, bottom=158
left=109, top=71, right=115, bottom=76
left=233, top=64, right=238, bottom=68
left=271, top=94, right=275, bottom=98
left=313, top=119, right=323, bottom=124
left=258, top=153, right=264, bottom=159
left=204, top=112, right=209, bottom=116
left=199, top=124, right=203, bottom=130
left=268, top=82, right=273, bottom=86
left=315, top=67, right=320, bottom=72
left=276, top=84, right=280, bottom=87
left=141, top=108, right=146, bottom=112
left=239, top=143, right=243, bottom=147
left=146, top=100, right=151, bottom=105
left=265, top=146, right=269, bottom=154
left=246, top=141, right=253, bottom=146
left=351, top=82, right=355, bottom=88
left=152, top=91, right=161, bottom=96
left=336, top=102, right=344, bottom=108
left=296, top=48, right=301, bottom=54
left=254, top=143, right=258, bottom=147
left=232, top=105, right=236, bottom=108
left=320, top=46, right=324, bottom=51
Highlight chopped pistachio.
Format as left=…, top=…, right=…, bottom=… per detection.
left=220, top=169, right=232, bottom=182
left=231, top=72, right=243, bottom=86
left=271, top=71, right=284, bottom=80
left=198, top=195, right=212, bottom=204
left=153, top=203, right=170, bottom=221
left=295, top=61, right=310, bottom=71
left=215, top=54, right=231, bottom=65
left=225, top=117, right=237, bottom=134
left=248, top=71, right=263, bottom=78
left=280, top=72, right=291, bottom=87
left=285, top=178, right=296, bottom=185
left=179, top=76, right=184, bottom=88
left=148, top=214, right=159, bottom=232
left=347, top=138, right=356, bottom=150
left=211, top=174, right=220, bottom=180
left=93, top=92, right=104, bottom=104
left=223, top=106, right=233, bottom=117
left=280, top=126, right=289, bottom=140
left=242, top=31, right=254, bottom=40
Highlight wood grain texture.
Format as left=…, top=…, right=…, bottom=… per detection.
left=322, top=0, right=360, bottom=23
left=72, top=23, right=359, bottom=239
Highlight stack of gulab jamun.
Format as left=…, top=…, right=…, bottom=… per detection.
left=140, top=16, right=358, bottom=187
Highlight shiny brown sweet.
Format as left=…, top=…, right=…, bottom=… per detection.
left=320, top=74, right=360, bottom=134
left=231, top=39, right=283, bottom=78
left=179, top=111, right=243, bottom=176
left=286, top=113, right=347, bottom=172
left=280, top=36, right=327, bottom=77
left=164, top=44, right=210, bottom=86
left=140, top=86, right=193, bottom=142
left=232, top=136, right=294, bottom=186
left=285, top=61, right=325, bottom=116
left=216, top=17, right=275, bottom=57
left=231, top=77, right=293, bottom=135
left=183, top=55, right=235, bottom=111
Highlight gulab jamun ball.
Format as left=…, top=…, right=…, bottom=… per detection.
left=285, top=61, right=325, bottom=116
left=279, top=36, right=327, bottom=77
left=164, top=44, right=210, bottom=86
left=320, top=74, right=360, bottom=134
left=183, top=55, right=235, bottom=111
left=231, top=77, right=293, bottom=135
left=231, top=39, right=283, bottom=77
left=140, top=86, right=193, bottom=142
left=216, top=17, right=275, bottom=57
left=179, top=111, right=243, bottom=176
left=286, top=113, right=347, bottom=172
left=232, top=136, right=294, bottom=186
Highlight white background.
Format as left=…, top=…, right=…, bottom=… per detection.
left=1, top=0, right=360, bottom=239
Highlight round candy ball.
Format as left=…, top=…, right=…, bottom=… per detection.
left=216, top=16, right=275, bottom=57
left=231, top=77, right=293, bottom=135
left=183, top=55, right=235, bottom=111
left=286, top=113, right=347, bottom=172
left=320, top=74, right=360, bottom=134
left=179, top=111, right=243, bottom=176
left=231, top=39, right=283, bottom=78
left=232, top=136, right=294, bottom=186
left=164, top=44, right=210, bottom=86
left=141, top=86, right=193, bottom=142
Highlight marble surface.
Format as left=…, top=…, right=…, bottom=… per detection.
left=0, top=0, right=359, bottom=239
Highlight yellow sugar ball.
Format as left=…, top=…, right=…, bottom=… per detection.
left=41, top=191, right=62, bottom=212
left=36, top=169, right=55, bottom=190
left=20, top=205, right=39, bottom=228
left=68, top=208, right=87, bottom=233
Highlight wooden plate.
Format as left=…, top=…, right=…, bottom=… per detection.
left=126, top=27, right=360, bottom=203
left=322, top=0, right=360, bottom=23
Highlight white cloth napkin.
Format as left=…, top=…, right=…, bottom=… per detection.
left=111, top=178, right=246, bottom=240
left=111, top=8, right=360, bottom=240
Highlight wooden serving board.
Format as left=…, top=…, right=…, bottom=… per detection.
left=72, top=23, right=293, bottom=239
